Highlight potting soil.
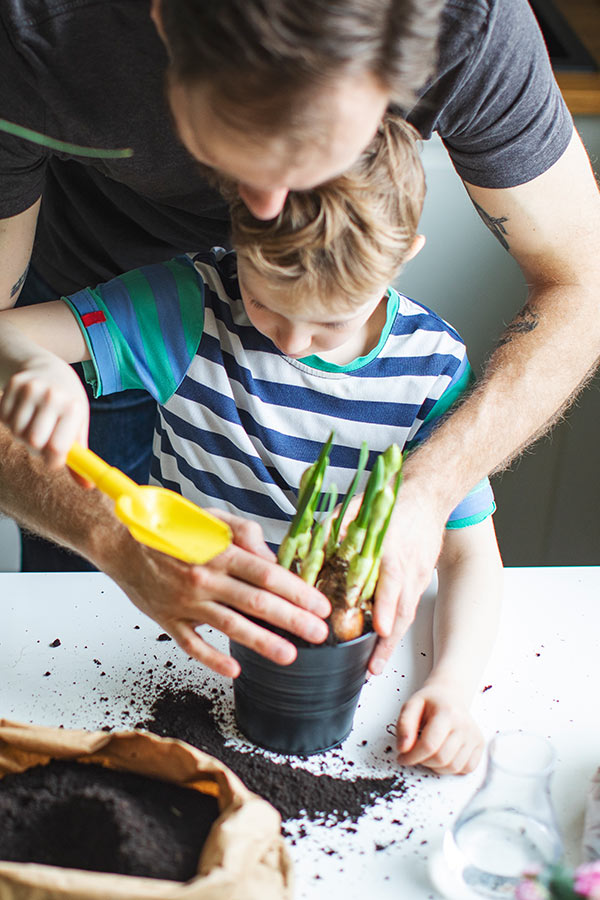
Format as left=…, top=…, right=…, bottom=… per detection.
left=141, top=687, right=407, bottom=824
left=0, top=759, right=219, bottom=881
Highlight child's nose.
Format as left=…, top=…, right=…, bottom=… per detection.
left=276, top=324, right=311, bottom=356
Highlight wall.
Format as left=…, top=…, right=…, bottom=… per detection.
left=397, top=117, right=600, bottom=566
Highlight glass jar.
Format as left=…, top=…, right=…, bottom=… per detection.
left=443, top=731, right=563, bottom=898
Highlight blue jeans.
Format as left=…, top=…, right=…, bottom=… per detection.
left=15, top=268, right=158, bottom=571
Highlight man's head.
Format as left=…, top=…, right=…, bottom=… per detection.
left=225, top=114, right=426, bottom=359
left=153, top=0, right=442, bottom=218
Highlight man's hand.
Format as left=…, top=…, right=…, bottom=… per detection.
left=101, top=508, right=332, bottom=679
left=368, top=478, right=446, bottom=675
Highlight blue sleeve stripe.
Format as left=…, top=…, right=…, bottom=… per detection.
left=445, top=504, right=496, bottom=530
left=138, top=260, right=200, bottom=388
left=446, top=477, right=496, bottom=527
left=64, top=290, right=122, bottom=396
left=100, top=270, right=180, bottom=401
left=93, top=277, right=163, bottom=396
left=163, top=258, right=205, bottom=363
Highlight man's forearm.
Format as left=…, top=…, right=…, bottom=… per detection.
left=403, top=280, right=599, bottom=518
left=0, top=423, right=123, bottom=565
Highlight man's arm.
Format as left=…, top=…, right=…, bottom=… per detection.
left=0, top=422, right=331, bottom=673
left=0, top=201, right=40, bottom=308
left=370, top=128, right=600, bottom=673
left=0, top=263, right=331, bottom=672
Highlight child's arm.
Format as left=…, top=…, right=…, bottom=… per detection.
left=0, top=302, right=91, bottom=467
left=395, top=516, right=502, bottom=775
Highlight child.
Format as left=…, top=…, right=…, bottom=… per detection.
left=0, top=115, right=502, bottom=775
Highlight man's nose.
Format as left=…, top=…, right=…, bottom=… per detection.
left=238, top=184, right=289, bottom=220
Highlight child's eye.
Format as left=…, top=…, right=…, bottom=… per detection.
left=249, top=298, right=265, bottom=311
left=324, top=320, right=347, bottom=331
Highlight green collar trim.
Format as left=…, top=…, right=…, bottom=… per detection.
left=298, top=288, right=398, bottom=373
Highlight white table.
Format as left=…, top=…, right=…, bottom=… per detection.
left=0, top=568, right=598, bottom=898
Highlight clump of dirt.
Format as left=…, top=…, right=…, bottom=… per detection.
left=0, top=759, right=219, bottom=881
left=141, top=686, right=406, bottom=824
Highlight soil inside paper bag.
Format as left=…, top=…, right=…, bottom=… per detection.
left=0, top=759, right=220, bottom=881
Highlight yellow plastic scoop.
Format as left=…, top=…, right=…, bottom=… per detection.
left=66, top=442, right=232, bottom=564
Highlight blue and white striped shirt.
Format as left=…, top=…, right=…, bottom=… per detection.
left=66, top=250, right=495, bottom=549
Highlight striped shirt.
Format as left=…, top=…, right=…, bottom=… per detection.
left=66, top=250, right=495, bottom=549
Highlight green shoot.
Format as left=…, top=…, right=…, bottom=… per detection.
left=277, top=431, right=334, bottom=568
left=326, top=442, right=368, bottom=556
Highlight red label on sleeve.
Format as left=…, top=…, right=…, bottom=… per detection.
left=81, top=311, right=106, bottom=327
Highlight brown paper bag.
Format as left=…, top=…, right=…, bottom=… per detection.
left=0, top=720, right=293, bottom=900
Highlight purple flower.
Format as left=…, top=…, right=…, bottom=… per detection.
left=574, top=862, right=600, bottom=899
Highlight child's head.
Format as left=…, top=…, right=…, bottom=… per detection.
left=222, top=114, right=426, bottom=358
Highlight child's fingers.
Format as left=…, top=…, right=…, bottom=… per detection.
left=397, top=710, right=453, bottom=766
left=436, top=742, right=477, bottom=776
left=423, top=731, right=464, bottom=772
left=24, top=403, right=63, bottom=453
left=396, top=694, right=426, bottom=754
left=462, top=740, right=485, bottom=775
left=2, top=388, right=38, bottom=437
left=42, top=406, right=88, bottom=468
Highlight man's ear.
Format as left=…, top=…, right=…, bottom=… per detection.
left=405, top=234, right=426, bottom=262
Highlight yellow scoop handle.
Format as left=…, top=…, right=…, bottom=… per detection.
left=66, top=442, right=232, bottom=564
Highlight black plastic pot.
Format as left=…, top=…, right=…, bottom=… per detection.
left=229, top=629, right=377, bottom=755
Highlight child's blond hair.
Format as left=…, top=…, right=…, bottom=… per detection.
left=225, top=114, right=425, bottom=308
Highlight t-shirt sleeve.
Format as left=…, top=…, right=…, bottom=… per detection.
left=0, top=18, right=49, bottom=216
left=405, top=347, right=496, bottom=529
left=63, top=256, right=205, bottom=403
left=407, top=0, right=573, bottom=189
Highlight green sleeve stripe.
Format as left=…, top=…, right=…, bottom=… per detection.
left=163, top=257, right=205, bottom=362
left=88, top=284, right=156, bottom=395
left=114, top=268, right=179, bottom=401
left=445, top=502, right=497, bottom=530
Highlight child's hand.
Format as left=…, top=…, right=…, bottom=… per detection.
left=395, top=682, right=484, bottom=775
left=0, top=351, right=90, bottom=469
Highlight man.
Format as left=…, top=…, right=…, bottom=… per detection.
left=0, top=0, right=598, bottom=674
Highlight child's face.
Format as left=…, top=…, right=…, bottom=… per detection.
left=237, top=261, right=386, bottom=360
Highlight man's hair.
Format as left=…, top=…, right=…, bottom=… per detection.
left=224, top=114, right=425, bottom=307
left=160, top=0, right=443, bottom=130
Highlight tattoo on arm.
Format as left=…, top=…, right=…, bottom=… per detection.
left=472, top=200, right=509, bottom=251
left=496, top=305, right=539, bottom=348
left=10, top=264, right=29, bottom=298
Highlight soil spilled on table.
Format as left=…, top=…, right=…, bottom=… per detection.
left=140, top=686, right=407, bottom=825
left=0, top=759, right=219, bottom=881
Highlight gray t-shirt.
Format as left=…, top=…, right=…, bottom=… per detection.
left=0, top=0, right=572, bottom=294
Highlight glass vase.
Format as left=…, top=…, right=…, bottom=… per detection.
left=443, top=731, right=564, bottom=898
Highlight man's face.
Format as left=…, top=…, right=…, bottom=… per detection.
left=167, top=74, right=389, bottom=220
